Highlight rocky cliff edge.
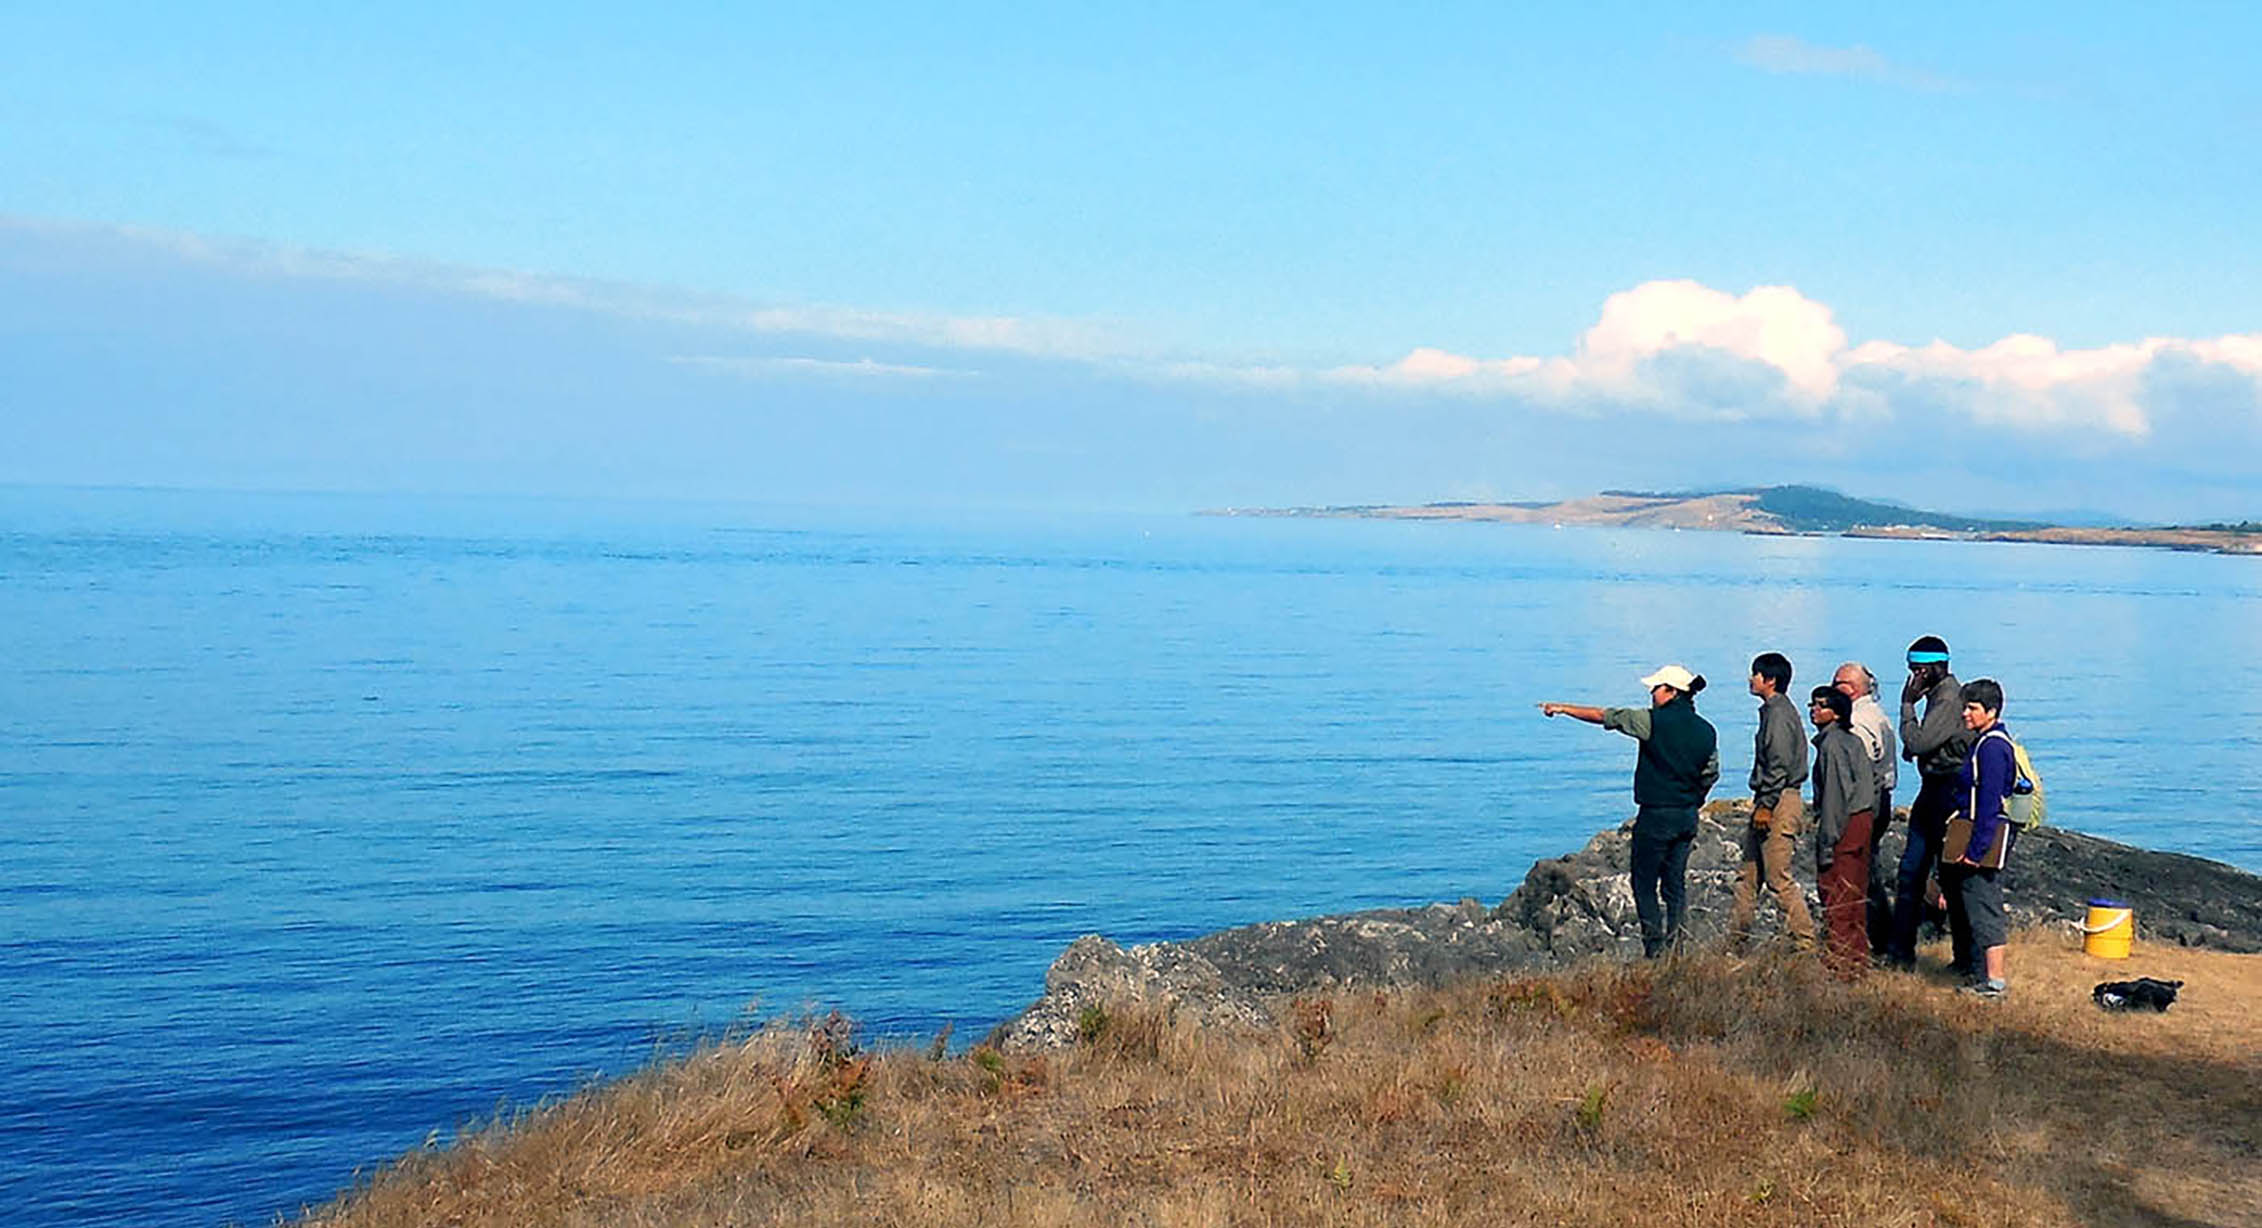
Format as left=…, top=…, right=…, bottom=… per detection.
left=991, top=800, right=2262, bottom=1049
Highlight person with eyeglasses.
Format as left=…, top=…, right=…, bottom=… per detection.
left=1832, top=662, right=1898, bottom=961
left=1807, top=684, right=1878, bottom=979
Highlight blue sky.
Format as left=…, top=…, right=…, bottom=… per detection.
left=5, top=4, right=2261, bottom=516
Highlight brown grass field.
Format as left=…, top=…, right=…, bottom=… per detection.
left=295, top=931, right=2261, bottom=1227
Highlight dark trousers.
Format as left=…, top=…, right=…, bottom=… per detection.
left=1940, top=862, right=1976, bottom=975
left=1891, top=775, right=1967, bottom=970
left=1820, top=810, right=1875, bottom=979
left=1865, top=785, right=1895, bottom=955
left=1630, top=806, right=1698, bottom=958
left=1941, top=843, right=2010, bottom=964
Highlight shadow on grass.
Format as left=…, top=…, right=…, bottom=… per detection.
left=1615, top=950, right=2258, bottom=1228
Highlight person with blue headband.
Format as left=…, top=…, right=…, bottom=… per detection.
left=1887, top=635, right=1977, bottom=973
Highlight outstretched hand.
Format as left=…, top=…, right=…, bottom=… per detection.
left=1537, top=702, right=1560, bottom=718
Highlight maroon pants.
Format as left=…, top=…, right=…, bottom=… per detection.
left=1819, top=810, right=1875, bottom=979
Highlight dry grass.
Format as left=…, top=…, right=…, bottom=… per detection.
left=295, top=932, right=2262, bottom=1227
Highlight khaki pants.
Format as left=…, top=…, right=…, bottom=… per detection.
left=1731, top=794, right=1815, bottom=950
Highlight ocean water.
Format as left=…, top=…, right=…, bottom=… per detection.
left=4, top=486, right=2258, bottom=1226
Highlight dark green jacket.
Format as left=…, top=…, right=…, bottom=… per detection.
left=1605, top=695, right=1720, bottom=811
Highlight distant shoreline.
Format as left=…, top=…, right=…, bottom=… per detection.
left=1204, top=487, right=2262, bottom=557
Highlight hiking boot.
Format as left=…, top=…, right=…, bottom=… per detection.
left=1957, top=978, right=2008, bottom=1000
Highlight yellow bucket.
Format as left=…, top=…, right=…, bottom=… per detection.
left=2083, top=899, right=2133, bottom=959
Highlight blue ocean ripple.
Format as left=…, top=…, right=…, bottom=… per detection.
left=3, top=496, right=2259, bottom=1226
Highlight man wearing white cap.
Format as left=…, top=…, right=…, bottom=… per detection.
left=1540, top=665, right=1721, bottom=957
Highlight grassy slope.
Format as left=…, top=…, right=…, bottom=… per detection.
left=298, top=932, right=2261, bottom=1227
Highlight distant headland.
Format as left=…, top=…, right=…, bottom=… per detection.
left=1204, top=485, right=2262, bottom=556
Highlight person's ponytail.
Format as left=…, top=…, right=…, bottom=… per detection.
left=1686, top=674, right=1707, bottom=695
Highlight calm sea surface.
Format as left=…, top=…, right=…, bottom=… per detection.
left=4, top=486, right=2259, bottom=1226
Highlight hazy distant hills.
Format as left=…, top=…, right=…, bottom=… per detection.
left=1600, top=485, right=2046, bottom=534
left=1209, top=485, right=2262, bottom=555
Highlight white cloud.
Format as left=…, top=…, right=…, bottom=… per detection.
left=1320, top=280, right=1845, bottom=414
left=1841, top=335, right=2154, bottom=435
left=1267, top=279, right=2262, bottom=440
left=1733, top=34, right=1959, bottom=93
left=19, top=215, right=2260, bottom=446
left=1576, top=280, right=1847, bottom=401
left=1323, top=347, right=1558, bottom=391
left=1841, top=332, right=2262, bottom=437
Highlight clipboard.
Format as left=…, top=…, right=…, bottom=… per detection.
left=1942, top=816, right=2009, bottom=869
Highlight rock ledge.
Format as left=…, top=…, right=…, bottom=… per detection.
left=990, top=802, right=2262, bottom=1049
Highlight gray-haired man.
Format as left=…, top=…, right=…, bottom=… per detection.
left=1834, top=662, right=1898, bottom=960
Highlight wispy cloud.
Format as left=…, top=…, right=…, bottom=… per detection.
left=667, top=354, right=972, bottom=380
left=1733, top=34, right=1961, bottom=93
left=0, top=216, right=1120, bottom=364
left=14, top=215, right=2258, bottom=448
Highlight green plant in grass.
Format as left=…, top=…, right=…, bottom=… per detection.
left=1785, top=1084, right=1820, bottom=1120
left=1077, top=1003, right=1110, bottom=1045
left=970, top=1045, right=1006, bottom=1095
left=1575, top=1082, right=1610, bottom=1134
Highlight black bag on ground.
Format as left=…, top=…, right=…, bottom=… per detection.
left=2092, top=977, right=2181, bottom=1012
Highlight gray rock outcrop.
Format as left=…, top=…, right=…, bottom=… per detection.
left=990, top=801, right=2262, bottom=1049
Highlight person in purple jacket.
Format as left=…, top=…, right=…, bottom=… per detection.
left=1946, top=677, right=2016, bottom=999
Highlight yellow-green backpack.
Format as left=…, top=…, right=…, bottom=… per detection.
left=1985, top=728, right=2048, bottom=831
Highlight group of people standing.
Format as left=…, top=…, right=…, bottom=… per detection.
left=1538, top=636, right=2019, bottom=998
